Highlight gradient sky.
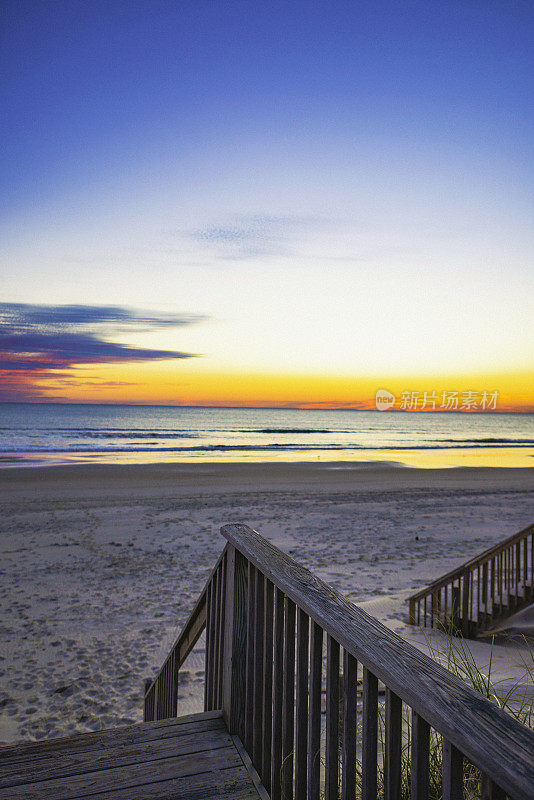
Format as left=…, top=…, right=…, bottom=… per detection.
left=1, top=1, right=533, bottom=408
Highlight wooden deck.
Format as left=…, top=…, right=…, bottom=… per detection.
left=0, top=710, right=268, bottom=800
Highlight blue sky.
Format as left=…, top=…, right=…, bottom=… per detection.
left=1, top=1, right=533, bottom=402
left=2, top=0, right=533, bottom=211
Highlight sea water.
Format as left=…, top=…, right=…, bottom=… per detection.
left=0, top=403, right=533, bottom=467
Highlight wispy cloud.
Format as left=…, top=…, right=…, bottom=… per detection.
left=191, top=215, right=315, bottom=261
left=0, top=303, right=207, bottom=401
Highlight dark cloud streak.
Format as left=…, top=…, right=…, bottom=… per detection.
left=0, top=302, right=206, bottom=401
left=0, top=303, right=205, bottom=334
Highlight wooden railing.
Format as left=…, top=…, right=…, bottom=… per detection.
left=144, top=524, right=534, bottom=800
left=408, top=523, right=534, bottom=637
left=143, top=547, right=225, bottom=722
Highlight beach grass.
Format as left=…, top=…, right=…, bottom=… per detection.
left=323, top=629, right=534, bottom=800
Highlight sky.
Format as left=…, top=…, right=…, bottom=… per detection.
left=1, top=0, right=533, bottom=409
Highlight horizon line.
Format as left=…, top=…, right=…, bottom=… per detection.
left=0, top=401, right=532, bottom=415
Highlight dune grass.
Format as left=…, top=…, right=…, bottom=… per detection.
left=331, top=629, right=533, bottom=800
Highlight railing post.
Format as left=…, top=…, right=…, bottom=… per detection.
left=408, top=597, right=416, bottom=625
left=221, top=544, right=248, bottom=737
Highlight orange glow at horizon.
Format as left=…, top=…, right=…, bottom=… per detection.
left=22, top=362, right=534, bottom=412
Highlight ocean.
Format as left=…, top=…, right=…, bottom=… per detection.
left=0, top=403, right=533, bottom=468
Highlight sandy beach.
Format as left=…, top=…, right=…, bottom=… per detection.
left=1, top=461, right=533, bottom=744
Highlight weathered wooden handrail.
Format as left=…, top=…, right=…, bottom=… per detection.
left=145, top=523, right=534, bottom=800
left=408, top=522, right=534, bottom=637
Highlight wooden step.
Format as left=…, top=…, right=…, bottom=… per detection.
left=0, top=711, right=266, bottom=800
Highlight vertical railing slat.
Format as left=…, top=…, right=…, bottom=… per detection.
left=295, top=609, right=309, bottom=800
left=221, top=547, right=248, bottom=738
left=442, top=739, right=463, bottom=800
left=217, top=555, right=227, bottom=707
left=523, top=537, right=528, bottom=594
left=262, top=578, right=275, bottom=793
left=205, top=577, right=214, bottom=711
left=481, top=775, right=506, bottom=800
left=308, top=621, right=323, bottom=800
left=271, top=587, right=285, bottom=800
left=362, top=667, right=378, bottom=800
left=282, top=597, right=296, bottom=800
left=171, top=646, right=178, bottom=718
left=342, top=650, right=358, bottom=800
left=461, top=571, right=470, bottom=636
left=412, top=710, right=430, bottom=800
left=325, top=635, right=340, bottom=800
left=212, top=566, right=221, bottom=709
left=384, top=689, right=402, bottom=800
left=245, top=563, right=256, bottom=754
left=253, top=569, right=265, bottom=773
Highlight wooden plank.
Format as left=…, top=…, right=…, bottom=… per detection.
left=342, top=650, right=357, bottom=800
left=442, top=739, right=463, bottom=800
left=361, top=667, right=378, bottom=800
left=0, top=728, right=234, bottom=788
left=2, top=746, right=243, bottom=800
left=0, top=713, right=225, bottom=765
left=384, top=689, right=401, bottom=800
left=411, top=710, right=430, bottom=800
left=271, top=587, right=285, bottom=800
left=0, top=723, right=225, bottom=775
left=221, top=523, right=534, bottom=800
left=307, top=621, right=323, bottom=800
left=61, top=766, right=261, bottom=800
left=325, top=635, right=340, bottom=800
left=262, top=578, right=275, bottom=793
left=222, top=547, right=248, bottom=739
left=252, top=569, right=265, bottom=774
left=294, top=608, right=309, bottom=800
left=282, top=597, right=296, bottom=800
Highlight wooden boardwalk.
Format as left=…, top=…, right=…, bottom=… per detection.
left=0, top=710, right=267, bottom=800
